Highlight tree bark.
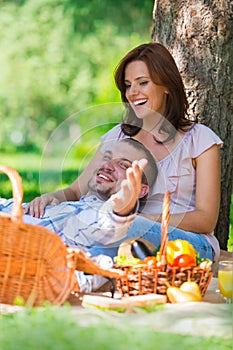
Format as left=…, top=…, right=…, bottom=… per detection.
left=152, top=0, right=233, bottom=250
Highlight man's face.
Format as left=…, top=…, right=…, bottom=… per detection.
left=88, top=142, right=145, bottom=200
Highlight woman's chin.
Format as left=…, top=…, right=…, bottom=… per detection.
left=134, top=110, right=151, bottom=120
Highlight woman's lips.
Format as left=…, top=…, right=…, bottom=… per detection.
left=133, top=99, right=147, bottom=106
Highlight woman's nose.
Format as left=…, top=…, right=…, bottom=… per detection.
left=127, top=84, right=138, bottom=96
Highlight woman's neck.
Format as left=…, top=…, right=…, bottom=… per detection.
left=141, top=113, right=163, bottom=134
left=133, top=128, right=185, bottom=162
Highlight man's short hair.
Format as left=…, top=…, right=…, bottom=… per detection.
left=119, top=138, right=158, bottom=189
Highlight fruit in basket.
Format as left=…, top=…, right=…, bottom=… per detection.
left=198, top=259, right=212, bottom=269
left=167, top=240, right=196, bottom=267
left=131, top=240, right=154, bottom=260
left=173, top=254, right=196, bottom=268
left=113, top=254, right=142, bottom=266
left=143, top=256, right=158, bottom=268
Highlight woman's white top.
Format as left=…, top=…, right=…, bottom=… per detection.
left=101, top=123, right=223, bottom=259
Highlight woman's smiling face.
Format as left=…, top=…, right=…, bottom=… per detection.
left=124, top=60, right=168, bottom=120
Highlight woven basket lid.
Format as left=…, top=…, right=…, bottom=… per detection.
left=0, top=164, right=77, bottom=306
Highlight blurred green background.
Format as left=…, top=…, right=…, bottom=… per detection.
left=0, top=0, right=153, bottom=198
left=0, top=0, right=232, bottom=250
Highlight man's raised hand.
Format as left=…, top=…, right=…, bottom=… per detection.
left=111, top=158, right=148, bottom=216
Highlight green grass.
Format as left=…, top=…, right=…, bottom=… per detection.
left=0, top=306, right=231, bottom=350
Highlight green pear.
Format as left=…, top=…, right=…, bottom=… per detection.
left=167, top=286, right=202, bottom=303
left=180, top=281, right=202, bottom=301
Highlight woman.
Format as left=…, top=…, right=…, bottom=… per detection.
left=25, top=43, right=222, bottom=262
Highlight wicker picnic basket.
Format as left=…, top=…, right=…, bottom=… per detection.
left=115, top=192, right=213, bottom=298
left=0, top=165, right=123, bottom=306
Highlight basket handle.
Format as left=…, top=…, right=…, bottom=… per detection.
left=67, top=248, right=125, bottom=279
left=158, top=191, right=170, bottom=266
left=0, top=164, right=23, bottom=223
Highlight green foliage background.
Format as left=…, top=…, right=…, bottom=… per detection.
left=0, top=0, right=153, bottom=153
left=0, top=0, right=152, bottom=196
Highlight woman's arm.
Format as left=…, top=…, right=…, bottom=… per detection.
left=141, top=145, right=221, bottom=234
left=25, top=144, right=104, bottom=218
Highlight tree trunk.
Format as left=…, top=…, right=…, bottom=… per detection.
left=152, top=0, right=233, bottom=250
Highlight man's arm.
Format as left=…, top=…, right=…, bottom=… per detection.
left=60, top=159, right=149, bottom=247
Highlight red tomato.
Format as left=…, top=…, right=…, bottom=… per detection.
left=173, top=254, right=196, bottom=268
left=143, top=256, right=157, bottom=268
left=166, top=240, right=196, bottom=266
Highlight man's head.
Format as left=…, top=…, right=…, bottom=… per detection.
left=88, top=138, right=157, bottom=201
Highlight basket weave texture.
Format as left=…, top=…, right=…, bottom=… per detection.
left=115, top=264, right=212, bottom=297
left=0, top=165, right=123, bottom=306
left=115, top=192, right=213, bottom=298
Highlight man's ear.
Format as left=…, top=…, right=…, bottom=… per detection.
left=138, top=184, right=149, bottom=199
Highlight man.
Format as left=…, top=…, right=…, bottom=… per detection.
left=0, top=138, right=157, bottom=252
left=1, top=139, right=157, bottom=292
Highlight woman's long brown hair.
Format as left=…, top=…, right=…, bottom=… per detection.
left=114, top=43, right=197, bottom=141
